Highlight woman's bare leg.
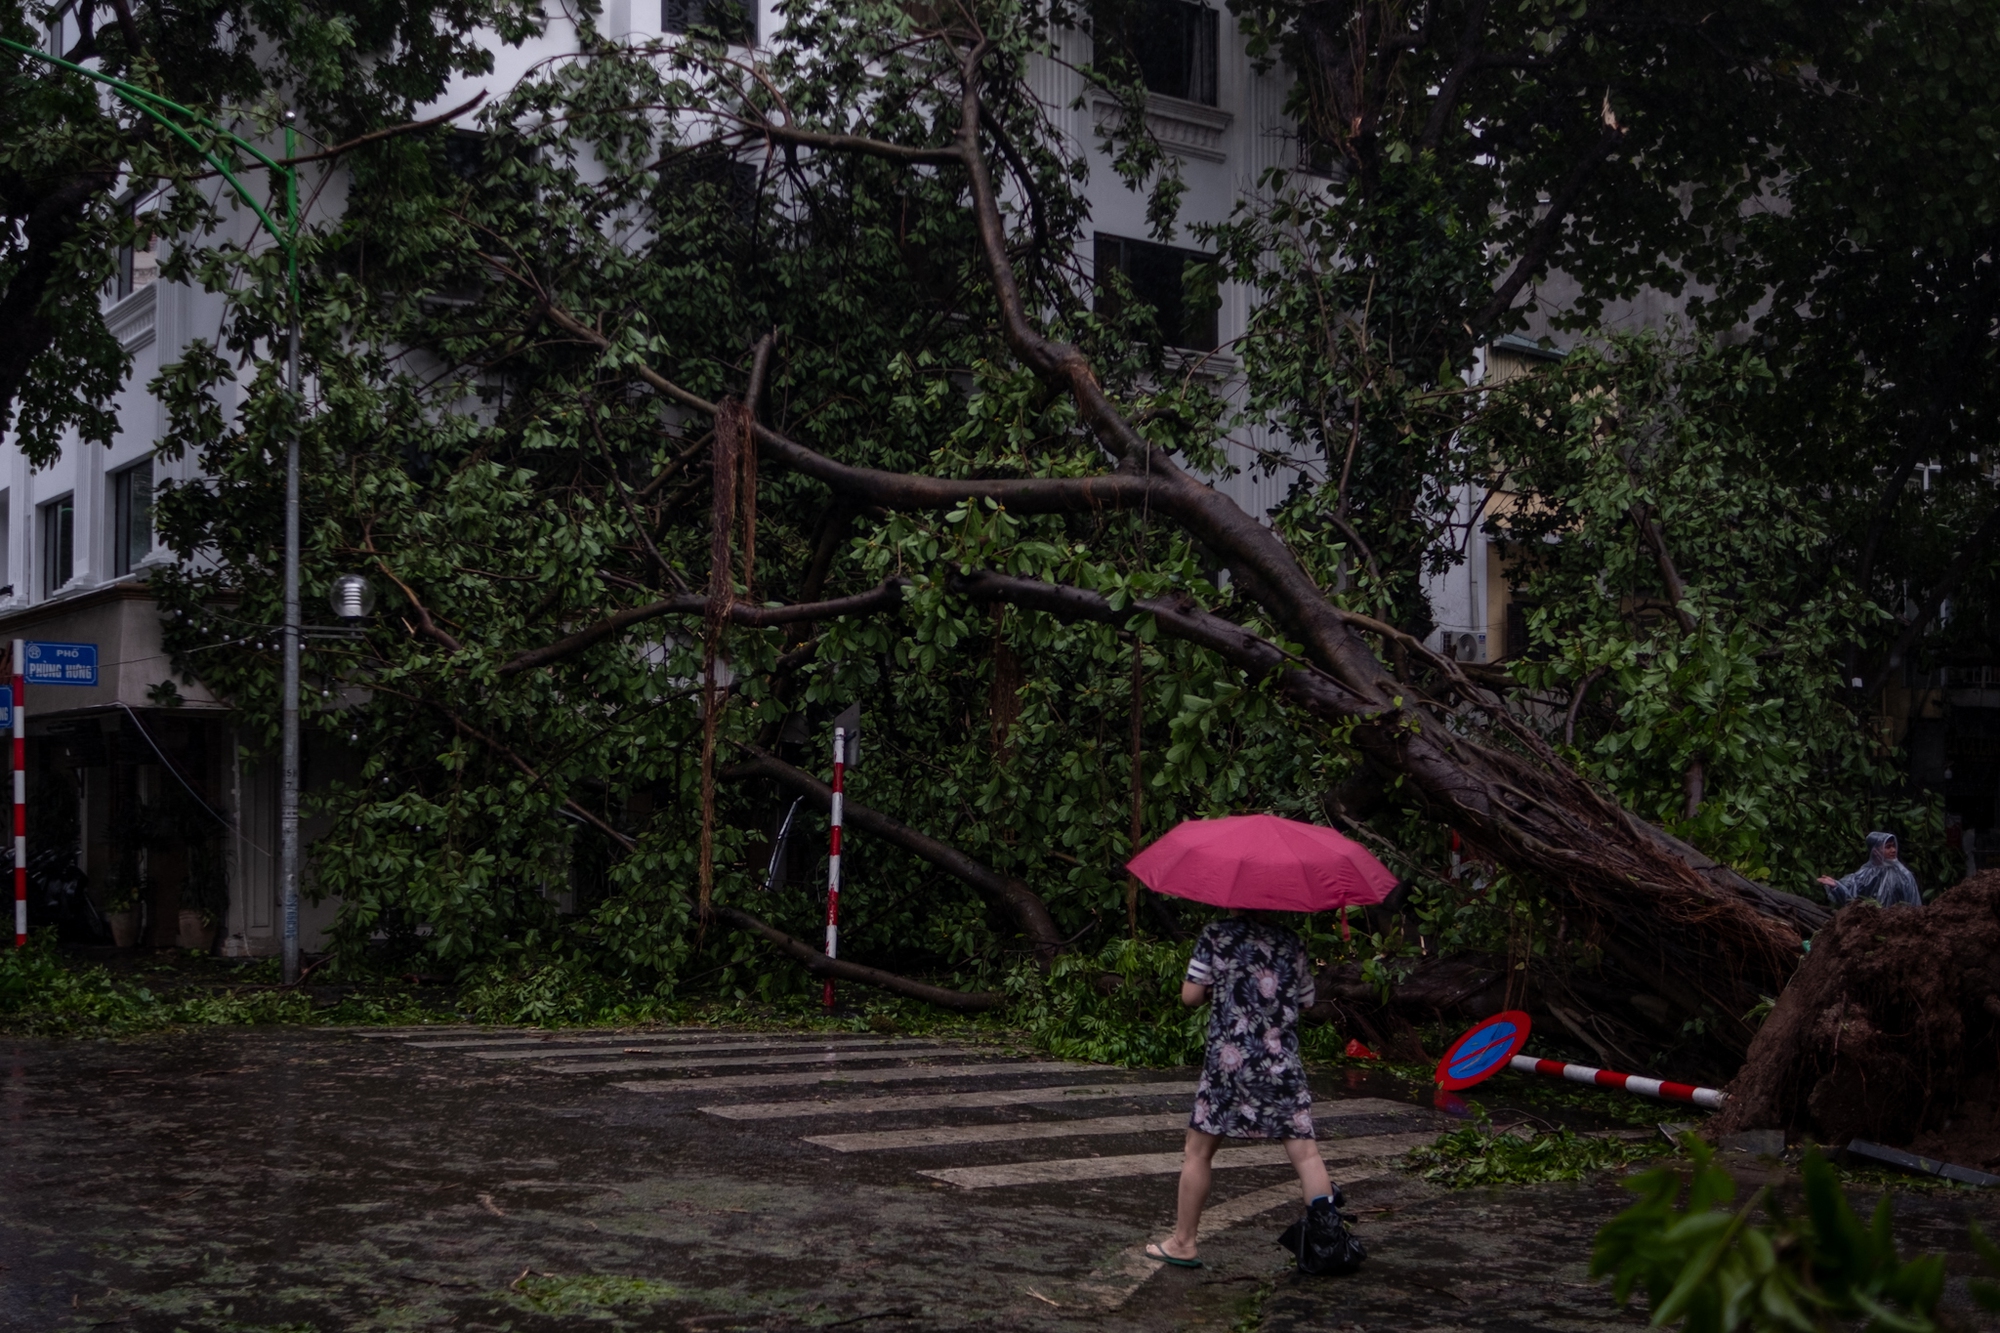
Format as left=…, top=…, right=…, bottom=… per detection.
left=1158, top=1129, right=1222, bottom=1259
left=1285, top=1136, right=1333, bottom=1203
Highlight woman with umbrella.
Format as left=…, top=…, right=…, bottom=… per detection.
left=1129, top=815, right=1391, bottom=1275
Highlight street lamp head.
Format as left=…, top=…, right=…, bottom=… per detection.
left=329, top=574, right=376, bottom=620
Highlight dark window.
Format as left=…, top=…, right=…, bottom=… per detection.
left=664, top=0, right=755, bottom=44
left=442, top=130, right=536, bottom=200
left=1094, top=0, right=1219, bottom=106
left=1297, top=125, right=1348, bottom=183
left=1095, top=233, right=1219, bottom=351
left=658, top=148, right=761, bottom=233
left=40, top=496, right=73, bottom=597
left=443, top=130, right=489, bottom=182
left=113, top=461, right=153, bottom=576
left=115, top=207, right=156, bottom=300
left=1504, top=596, right=1528, bottom=660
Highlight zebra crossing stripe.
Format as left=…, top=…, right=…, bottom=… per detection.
left=342, top=1026, right=528, bottom=1038
left=616, top=1061, right=1089, bottom=1094
left=916, top=1130, right=1435, bottom=1189
left=403, top=1031, right=753, bottom=1050
left=468, top=1038, right=946, bottom=1063
left=400, top=1029, right=923, bottom=1050
left=702, top=1081, right=1200, bottom=1121
left=797, top=1098, right=1433, bottom=1151
left=533, top=1046, right=958, bottom=1075
left=803, top=1113, right=1187, bottom=1152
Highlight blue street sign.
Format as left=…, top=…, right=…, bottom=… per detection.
left=0, top=686, right=11, bottom=728
left=1435, top=1010, right=1534, bottom=1091
left=24, top=640, right=98, bottom=686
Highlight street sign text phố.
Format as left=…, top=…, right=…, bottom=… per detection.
left=24, top=641, right=97, bottom=686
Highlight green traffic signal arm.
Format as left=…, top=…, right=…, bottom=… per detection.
left=0, top=33, right=296, bottom=261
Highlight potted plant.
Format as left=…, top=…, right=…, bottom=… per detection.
left=177, top=833, right=227, bottom=951
left=153, top=781, right=227, bottom=952
left=105, top=864, right=144, bottom=947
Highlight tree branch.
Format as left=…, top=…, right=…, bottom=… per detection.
left=739, top=118, right=965, bottom=166
left=1468, top=116, right=1624, bottom=336
left=495, top=578, right=909, bottom=676
left=433, top=697, right=1002, bottom=1009
left=275, top=91, right=490, bottom=167
left=724, top=743, right=1065, bottom=961
left=1418, top=0, right=1492, bottom=152
left=710, top=906, right=1004, bottom=1009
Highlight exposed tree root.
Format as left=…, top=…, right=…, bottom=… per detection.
left=1712, top=874, right=2000, bottom=1167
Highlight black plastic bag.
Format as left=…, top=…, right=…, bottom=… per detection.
left=1276, top=1189, right=1366, bottom=1276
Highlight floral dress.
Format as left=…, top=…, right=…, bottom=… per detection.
left=1185, top=917, right=1317, bottom=1140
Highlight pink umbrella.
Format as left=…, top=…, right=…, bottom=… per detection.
left=1126, top=815, right=1398, bottom=913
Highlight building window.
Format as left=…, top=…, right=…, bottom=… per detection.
left=656, top=147, right=761, bottom=234
left=40, top=495, right=73, bottom=598
left=1094, top=0, right=1219, bottom=106
left=663, top=0, right=754, bottom=43
left=116, top=207, right=158, bottom=301
left=0, top=490, right=11, bottom=596
left=113, top=461, right=153, bottom=576
left=1297, top=125, right=1349, bottom=183
left=1094, top=233, right=1220, bottom=351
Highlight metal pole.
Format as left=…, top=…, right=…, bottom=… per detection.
left=277, top=113, right=302, bottom=984
left=11, top=640, right=23, bottom=947
left=823, top=725, right=844, bottom=1012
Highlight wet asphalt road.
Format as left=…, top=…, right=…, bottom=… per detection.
left=0, top=1026, right=1991, bottom=1333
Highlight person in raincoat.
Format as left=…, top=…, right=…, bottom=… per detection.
left=1816, top=831, right=1922, bottom=907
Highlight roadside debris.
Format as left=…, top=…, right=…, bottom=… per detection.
left=1846, top=1140, right=2000, bottom=1188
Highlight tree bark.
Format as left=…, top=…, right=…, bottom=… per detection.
left=712, top=905, right=1004, bottom=1011
left=723, top=743, right=1067, bottom=962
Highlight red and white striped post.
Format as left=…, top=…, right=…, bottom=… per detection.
left=1508, top=1054, right=1728, bottom=1110
left=12, top=639, right=24, bottom=948
left=822, top=724, right=846, bottom=1011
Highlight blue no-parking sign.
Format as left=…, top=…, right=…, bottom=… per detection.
left=24, top=641, right=97, bottom=686
left=1435, top=1010, right=1534, bottom=1091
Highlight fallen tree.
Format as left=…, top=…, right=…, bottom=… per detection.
left=498, top=37, right=1831, bottom=1044
left=1712, top=875, right=2000, bottom=1168
left=143, top=1, right=1985, bottom=1068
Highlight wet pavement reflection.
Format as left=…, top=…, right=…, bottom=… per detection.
left=0, top=1028, right=1991, bottom=1332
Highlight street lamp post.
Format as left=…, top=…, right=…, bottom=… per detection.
left=0, top=37, right=306, bottom=979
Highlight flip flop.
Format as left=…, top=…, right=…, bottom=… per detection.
left=1144, top=1242, right=1203, bottom=1269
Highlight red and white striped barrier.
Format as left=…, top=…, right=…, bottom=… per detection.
left=822, top=723, right=846, bottom=1013
left=1509, top=1054, right=1728, bottom=1110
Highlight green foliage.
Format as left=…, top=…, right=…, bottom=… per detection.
left=456, top=955, right=673, bottom=1027
left=0, top=933, right=434, bottom=1035
left=1592, top=1139, right=1950, bottom=1332
left=0, top=0, right=542, bottom=459
left=1004, top=937, right=1208, bottom=1067
left=1488, top=337, right=1942, bottom=894
left=134, top=1, right=1358, bottom=996
left=505, top=1274, right=682, bottom=1316
left=1406, top=1119, right=1668, bottom=1189
left=104, top=0, right=1998, bottom=1012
